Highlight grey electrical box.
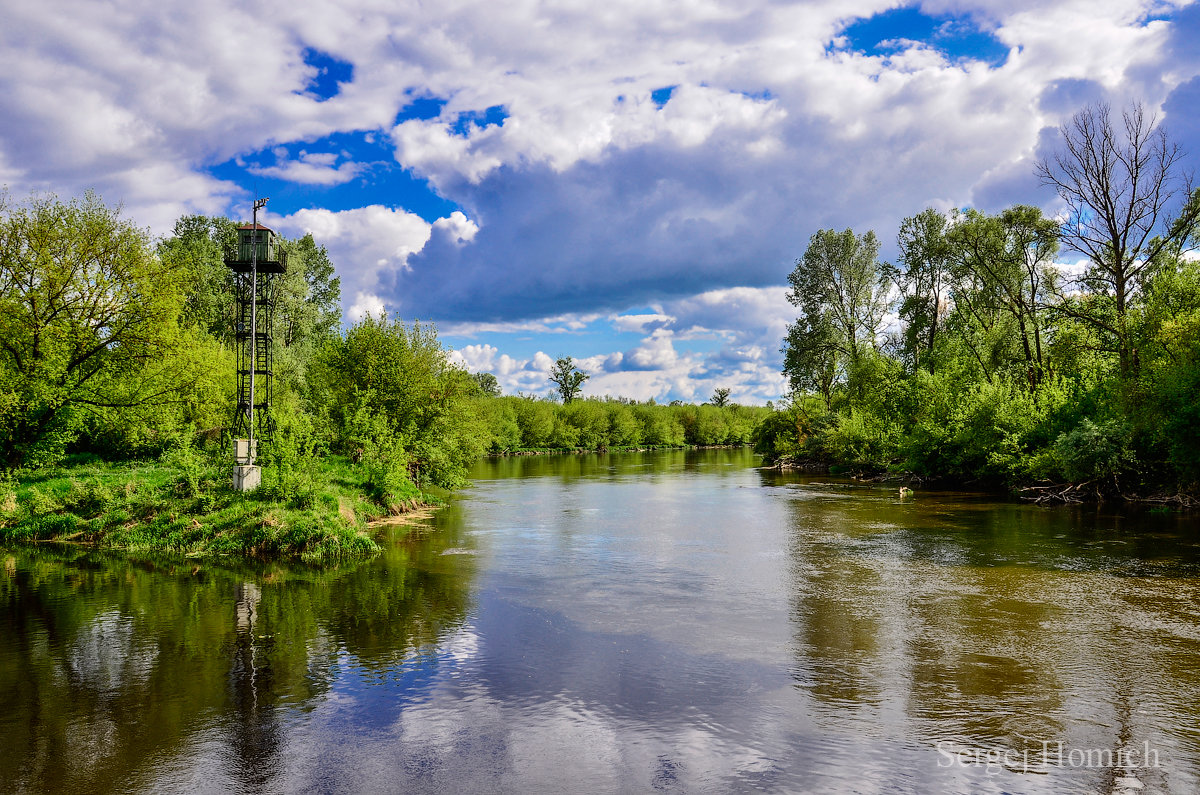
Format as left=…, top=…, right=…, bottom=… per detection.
left=233, top=438, right=257, bottom=465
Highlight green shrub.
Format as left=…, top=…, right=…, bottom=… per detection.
left=822, top=410, right=897, bottom=470
left=635, top=406, right=685, bottom=446
left=512, top=397, right=556, bottom=448
left=751, top=409, right=798, bottom=460
left=267, top=403, right=323, bottom=509
left=1141, top=355, right=1200, bottom=483
left=560, top=401, right=609, bottom=448
left=63, top=477, right=116, bottom=518
left=0, top=470, right=16, bottom=517
left=680, top=405, right=731, bottom=445
left=355, top=425, right=418, bottom=508
left=1052, top=418, right=1136, bottom=484
left=308, top=315, right=482, bottom=488
left=606, top=403, right=643, bottom=447
left=472, top=397, right=522, bottom=452
left=27, top=513, right=79, bottom=538
left=61, top=452, right=103, bottom=467
left=22, top=486, right=60, bottom=517
left=549, top=417, right=581, bottom=449
left=160, top=443, right=211, bottom=498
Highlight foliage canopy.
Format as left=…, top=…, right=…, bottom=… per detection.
left=0, top=191, right=198, bottom=467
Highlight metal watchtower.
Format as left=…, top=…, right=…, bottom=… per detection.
left=225, top=199, right=287, bottom=490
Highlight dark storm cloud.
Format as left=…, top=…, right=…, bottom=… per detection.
left=391, top=143, right=810, bottom=323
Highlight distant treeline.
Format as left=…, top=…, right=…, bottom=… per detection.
left=468, top=396, right=770, bottom=452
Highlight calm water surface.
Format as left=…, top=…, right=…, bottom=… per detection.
left=4, top=448, right=1200, bottom=793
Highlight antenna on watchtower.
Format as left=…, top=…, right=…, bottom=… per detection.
left=226, top=197, right=288, bottom=492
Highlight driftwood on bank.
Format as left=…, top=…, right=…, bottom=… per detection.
left=769, top=456, right=829, bottom=473
left=856, top=471, right=930, bottom=486
left=1018, top=480, right=1200, bottom=508
left=768, top=456, right=928, bottom=485
left=1130, top=491, right=1200, bottom=509
left=1017, top=481, right=1098, bottom=505
left=1017, top=482, right=1094, bottom=506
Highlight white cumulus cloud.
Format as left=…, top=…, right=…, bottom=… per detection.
left=250, top=151, right=365, bottom=185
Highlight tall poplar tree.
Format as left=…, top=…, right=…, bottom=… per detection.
left=783, top=228, right=889, bottom=406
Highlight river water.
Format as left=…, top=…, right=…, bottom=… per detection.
left=3, top=448, right=1200, bottom=793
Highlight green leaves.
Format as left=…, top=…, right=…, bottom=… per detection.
left=309, top=314, right=483, bottom=491
left=471, top=371, right=501, bottom=396
left=549, top=356, right=588, bottom=403
left=784, top=228, right=889, bottom=405
left=0, top=191, right=187, bottom=467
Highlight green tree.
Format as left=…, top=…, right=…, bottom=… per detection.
left=945, top=205, right=1059, bottom=387
left=782, top=311, right=840, bottom=407
left=784, top=228, right=889, bottom=406
left=308, top=314, right=483, bottom=489
left=275, top=233, right=341, bottom=348
left=1131, top=249, right=1200, bottom=480
left=471, top=372, right=501, bottom=396
left=710, top=387, right=732, bottom=407
left=0, top=191, right=190, bottom=467
left=549, top=356, right=588, bottom=403
left=79, top=332, right=234, bottom=459
left=157, top=214, right=238, bottom=343
left=272, top=234, right=342, bottom=396
left=889, top=208, right=952, bottom=373
left=160, top=220, right=341, bottom=402
left=160, top=221, right=340, bottom=353
left=295, top=234, right=342, bottom=341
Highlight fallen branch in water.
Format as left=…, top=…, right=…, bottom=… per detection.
left=1018, top=482, right=1200, bottom=508
left=857, top=471, right=930, bottom=486
left=769, top=455, right=829, bottom=473
left=1017, top=481, right=1097, bottom=505
left=1130, top=492, right=1200, bottom=509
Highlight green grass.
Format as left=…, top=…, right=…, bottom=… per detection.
left=0, top=453, right=435, bottom=563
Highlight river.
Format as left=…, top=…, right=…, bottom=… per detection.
left=3, top=448, right=1199, bottom=793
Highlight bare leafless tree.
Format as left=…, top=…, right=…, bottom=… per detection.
left=1037, top=101, right=1200, bottom=378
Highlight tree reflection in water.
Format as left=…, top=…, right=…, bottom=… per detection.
left=0, top=521, right=475, bottom=793
left=777, top=479, right=1199, bottom=791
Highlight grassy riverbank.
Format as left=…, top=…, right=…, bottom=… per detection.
left=0, top=451, right=438, bottom=562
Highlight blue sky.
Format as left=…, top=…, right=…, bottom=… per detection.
left=2, top=0, right=1198, bottom=403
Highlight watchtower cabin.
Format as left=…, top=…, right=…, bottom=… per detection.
left=227, top=224, right=287, bottom=275
left=225, top=223, right=288, bottom=450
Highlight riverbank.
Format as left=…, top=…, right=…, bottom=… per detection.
left=0, top=452, right=438, bottom=562
left=767, top=453, right=1200, bottom=508
left=0, top=444, right=754, bottom=563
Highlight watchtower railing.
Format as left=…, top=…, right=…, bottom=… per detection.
left=223, top=241, right=288, bottom=273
